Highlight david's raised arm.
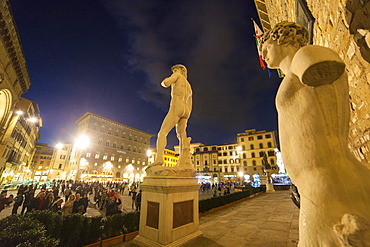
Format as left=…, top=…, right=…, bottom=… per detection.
left=161, top=73, right=179, bottom=87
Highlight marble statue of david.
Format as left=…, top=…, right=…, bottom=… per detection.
left=260, top=22, right=370, bottom=247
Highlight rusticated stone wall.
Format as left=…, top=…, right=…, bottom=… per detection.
left=258, top=0, right=370, bottom=167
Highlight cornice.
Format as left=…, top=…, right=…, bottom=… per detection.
left=76, top=112, right=154, bottom=137
left=0, top=1, right=31, bottom=93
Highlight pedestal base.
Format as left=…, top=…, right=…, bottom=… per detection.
left=134, top=230, right=203, bottom=247
left=134, top=176, right=202, bottom=246
left=266, top=183, right=275, bottom=193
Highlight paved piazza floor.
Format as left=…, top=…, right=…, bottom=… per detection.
left=119, top=191, right=299, bottom=247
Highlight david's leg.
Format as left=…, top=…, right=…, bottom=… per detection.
left=149, top=113, right=179, bottom=166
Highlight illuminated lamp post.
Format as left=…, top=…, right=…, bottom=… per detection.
left=238, top=171, right=244, bottom=185
left=74, top=135, right=90, bottom=181
left=126, top=164, right=134, bottom=184
left=102, top=161, right=113, bottom=181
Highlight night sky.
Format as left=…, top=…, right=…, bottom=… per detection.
left=10, top=0, right=281, bottom=149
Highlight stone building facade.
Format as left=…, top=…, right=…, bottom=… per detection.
left=175, top=129, right=278, bottom=184
left=148, top=148, right=178, bottom=167
left=0, top=1, right=31, bottom=141
left=254, top=0, right=370, bottom=166
left=237, top=129, right=278, bottom=176
left=0, top=97, right=41, bottom=183
left=31, top=143, right=53, bottom=182
left=48, top=142, right=73, bottom=180
left=66, top=112, right=153, bottom=182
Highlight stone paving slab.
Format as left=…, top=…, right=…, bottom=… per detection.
left=118, top=191, right=299, bottom=247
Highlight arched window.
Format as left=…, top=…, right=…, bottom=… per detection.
left=270, top=159, right=275, bottom=165
left=242, top=145, right=245, bottom=150
left=252, top=160, right=257, bottom=166
left=267, top=142, right=272, bottom=148
left=243, top=161, right=247, bottom=166
left=259, top=143, right=263, bottom=148
left=250, top=144, right=254, bottom=150
left=251, top=152, right=255, bottom=158
left=105, top=141, right=110, bottom=146
left=242, top=153, right=246, bottom=159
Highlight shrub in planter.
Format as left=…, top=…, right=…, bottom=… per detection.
left=0, top=214, right=59, bottom=246
left=59, top=213, right=86, bottom=247
left=83, top=216, right=103, bottom=245
left=28, top=210, right=63, bottom=240
left=102, top=213, right=125, bottom=239
left=122, top=211, right=140, bottom=233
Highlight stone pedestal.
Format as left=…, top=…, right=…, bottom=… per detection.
left=266, top=183, right=275, bottom=193
left=133, top=176, right=203, bottom=247
left=265, top=170, right=275, bottom=193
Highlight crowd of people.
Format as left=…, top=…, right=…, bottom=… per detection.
left=0, top=180, right=143, bottom=217
left=199, top=182, right=235, bottom=197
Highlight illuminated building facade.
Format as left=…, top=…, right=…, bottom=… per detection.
left=148, top=148, right=178, bottom=167
left=66, top=112, right=153, bottom=182
left=0, top=97, right=41, bottom=183
left=48, top=142, right=73, bottom=180
left=237, top=129, right=278, bottom=177
left=31, top=143, right=53, bottom=182
left=0, top=1, right=32, bottom=180
left=173, top=130, right=278, bottom=184
left=191, top=143, right=239, bottom=183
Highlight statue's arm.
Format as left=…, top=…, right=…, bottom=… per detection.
left=161, top=73, right=180, bottom=88
left=291, top=45, right=346, bottom=87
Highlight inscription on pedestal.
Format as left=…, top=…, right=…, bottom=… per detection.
left=173, top=200, right=193, bottom=229
left=147, top=201, right=159, bottom=229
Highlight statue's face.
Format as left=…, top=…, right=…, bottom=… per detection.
left=261, top=38, right=284, bottom=69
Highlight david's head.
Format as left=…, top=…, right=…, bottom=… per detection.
left=171, top=64, right=187, bottom=78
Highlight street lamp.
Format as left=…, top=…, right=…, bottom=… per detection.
left=74, top=135, right=90, bottom=181
left=28, top=117, right=38, bottom=123
left=238, top=171, right=244, bottom=184
left=126, top=164, right=134, bottom=184
left=75, top=135, right=90, bottom=149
